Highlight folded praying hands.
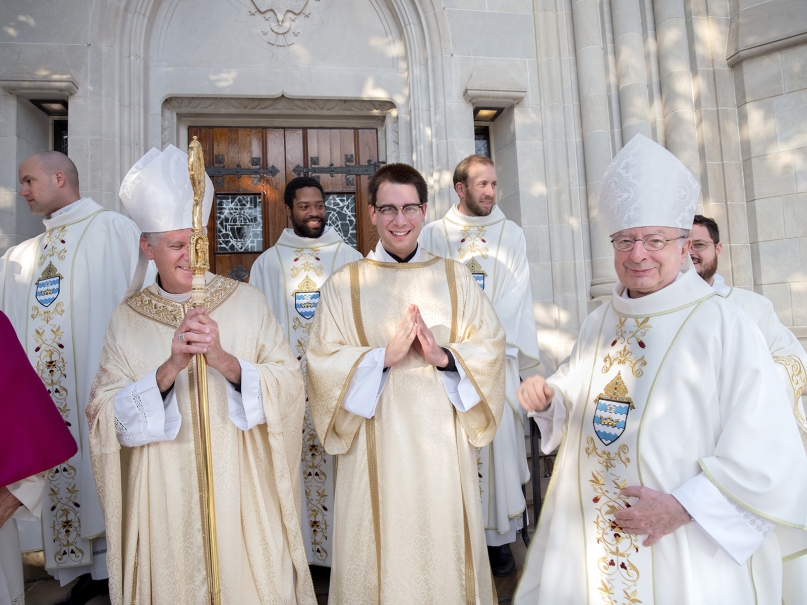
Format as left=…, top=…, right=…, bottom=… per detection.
left=384, top=305, right=449, bottom=368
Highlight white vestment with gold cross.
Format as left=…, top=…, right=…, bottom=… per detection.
left=421, top=203, right=540, bottom=545
left=251, top=226, right=362, bottom=566
left=0, top=198, right=149, bottom=585
left=515, top=266, right=807, bottom=605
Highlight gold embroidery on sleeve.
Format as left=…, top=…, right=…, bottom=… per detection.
left=773, top=355, right=807, bottom=433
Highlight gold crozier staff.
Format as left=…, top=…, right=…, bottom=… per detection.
left=187, top=137, right=221, bottom=605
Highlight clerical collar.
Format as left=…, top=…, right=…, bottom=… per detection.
left=370, top=241, right=421, bottom=263
left=276, top=226, right=344, bottom=248
left=48, top=198, right=85, bottom=219
left=156, top=275, right=191, bottom=303
left=385, top=245, right=419, bottom=263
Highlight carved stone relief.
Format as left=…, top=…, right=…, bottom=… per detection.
left=229, top=0, right=331, bottom=48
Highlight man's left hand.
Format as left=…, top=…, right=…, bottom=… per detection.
left=614, top=486, right=691, bottom=547
left=0, top=486, right=22, bottom=527
left=412, top=308, right=450, bottom=368
left=186, top=311, right=241, bottom=384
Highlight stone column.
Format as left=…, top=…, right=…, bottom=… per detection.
left=611, top=0, right=653, bottom=141
left=653, top=0, right=700, bottom=176
left=571, top=0, right=619, bottom=302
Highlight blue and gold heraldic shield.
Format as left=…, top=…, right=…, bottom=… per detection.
left=465, top=257, right=487, bottom=291
left=293, top=275, right=320, bottom=320
left=36, top=261, right=62, bottom=307
left=593, top=371, right=634, bottom=446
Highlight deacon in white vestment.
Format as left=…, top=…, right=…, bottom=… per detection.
left=87, top=145, right=316, bottom=605
left=690, top=214, right=807, bottom=447
left=514, top=135, right=807, bottom=605
left=0, top=152, right=150, bottom=590
left=690, top=214, right=807, bottom=604
left=250, top=176, right=362, bottom=566
left=306, top=164, right=506, bottom=604
left=420, top=155, right=540, bottom=572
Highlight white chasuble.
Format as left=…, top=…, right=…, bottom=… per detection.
left=306, top=253, right=506, bottom=605
left=515, top=268, right=807, bottom=605
left=0, top=198, right=148, bottom=584
left=420, top=204, right=540, bottom=544
left=251, top=227, right=362, bottom=566
left=86, top=277, right=316, bottom=605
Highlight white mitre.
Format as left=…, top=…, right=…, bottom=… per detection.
left=119, top=145, right=214, bottom=233
left=598, top=134, right=700, bottom=236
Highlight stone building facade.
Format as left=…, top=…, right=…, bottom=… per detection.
left=1, top=0, right=805, bottom=371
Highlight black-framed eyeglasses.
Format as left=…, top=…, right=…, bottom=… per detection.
left=611, top=235, right=686, bottom=252
left=373, top=204, right=424, bottom=218
left=690, top=240, right=716, bottom=252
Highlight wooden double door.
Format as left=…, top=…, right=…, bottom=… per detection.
left=188, top=127, right=380, bottom=280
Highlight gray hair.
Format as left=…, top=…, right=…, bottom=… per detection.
left=140, top=232, right=163, bottom=246
left=677, top=228, right=690, bottom=247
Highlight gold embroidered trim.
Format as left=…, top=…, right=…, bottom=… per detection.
left=125, top=275, right=239, bottom=328
left=366, top=419, right=382, bottom=602
left=348, top=262, right=369, bottom=348
left=773, top=354, right=807, bottom=433
left=323, top=350, right=371, bottom=446
left=361, top=254, right=442, bottom=269
left=453, top=413, right=477, bottom=605
left=446, top=259, right=458, bottom=343
left=783, top=547, right=807, bottom=563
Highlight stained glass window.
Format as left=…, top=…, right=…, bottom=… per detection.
left=325, top=194, right=357, bottom=248
left=215, top=193, right=263, bottom=253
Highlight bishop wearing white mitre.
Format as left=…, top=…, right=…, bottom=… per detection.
left=514, top=134, right=807, bottom=605
left=420, top=155, right=540, bottom=569
left=86, top=146, right=316, bottom=605
left=251, top=176, right=362, bottom=567
left=0, top=151, right=150, bottom=590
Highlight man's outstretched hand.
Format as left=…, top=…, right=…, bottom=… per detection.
left=614, top=486, right=691, bottom=547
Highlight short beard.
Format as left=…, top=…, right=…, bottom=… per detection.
left=695, top=256, right=718, bottom=282
left=291, top=215, right=325, bottom=239
left=463, top=192, right=494, bottom=217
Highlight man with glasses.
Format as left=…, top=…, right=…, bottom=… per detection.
left=420, top=154, right=540, bottom=576
left=251, top=176, right=362, bottom=568
left=306, top=163, right=506, bottom=603
left=514, top=135, right=807, bottom=605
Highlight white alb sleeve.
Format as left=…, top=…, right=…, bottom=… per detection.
left=114, top=370, right=182, bottom=447
left=342, top=348, right=389, bottom=419
left=672, top=472, right=774, bottom=565
left=528, top=388, right=568, bottom=454
left=505, top=344, right=519, bottom=360
left=8, top=475, right=46, bottom=521
left=227, top=358, right=266, bottom=431
left=439, top=361, right=481, bottom=412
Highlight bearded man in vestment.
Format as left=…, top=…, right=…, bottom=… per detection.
left=86, top=146, right=316, bottom=605
left=306, top=163, right=506, bottom=604
left=514, top=134, right=807, bottom=605
left=1, top=310, right=77, bottom=605
left=420, top=154, right=540, bottom=575
left=0, top=151, right=150, bottom=599
left=689, top=213, right=807, bottom=603
left=251, top=176, right=362, bottom=567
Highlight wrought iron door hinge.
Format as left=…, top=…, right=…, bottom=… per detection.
left=205, top=163, right=280, bottom=179
left=291, top=159, right=384, bottom=178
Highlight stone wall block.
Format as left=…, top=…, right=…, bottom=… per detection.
left=706, top=0, right=730, bottom=18
left=552, top=259, right=578, bottom=297
left=689, top=16, right=712, bottom=69
left=751, top=238, right=801, bottom=284
left=714, top=67, right=736, bottom=108
left=726, top=199, right=750, bottom=244
left=791, top=281, right=807, bottom=327
left=703, top=161, right=728, bottom=205
left=727, top=241, right=754, bottom=286
left=717, top=108, right=741, bottom=162
left=747, top=196, right=785, bottom=241
left=576, top=46, right=609, bottom=97
left=694, top=67, right=718, bottom=110
left=535, top=11, right=561, bottom=59
left=737, top=98, right=776, bottom=159
left=487, top=0, right=533, bottom=13
left=663, top=109, right=700, bottom=169
left=697, top=107, right=721, bottom=163
left=795, top=148, right=807, bottom=192
left=733, top=53, right=784, bottom=105
left=660, top=70, right=695, bottom=117
left=615, top=33, right=646, bottom=85
left=656, top=19, right=691, bottom=75
left=743, top=152, right=797, bottom=200
left=571, top=0, right=604, bottom=49
left=772, top=89, right=807, bottom=153
left=530, top=260, right=555, bottom=300
left=783, top=193, right=807, bottom=238
left=539, top=57, right=564, bottom=106
left=781, top=43, right=807, bottom=93
left=654, top=0, right=687, bottom=24
left=580, top=92, right=612, bottom=137
left=754, top=282, right=794, bottom=325
left=543, top=102, right=566, bottom=142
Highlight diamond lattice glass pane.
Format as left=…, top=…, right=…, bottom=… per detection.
left=325, top=194, right=357, bottom=248
left=216, top=194, right=263, bottom=253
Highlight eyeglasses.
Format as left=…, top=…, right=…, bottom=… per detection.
left=690, top=240, right=716, bottom=252
left=373, top=204, right=423, bottom=218
left=611, top=235, right=686, bottom=252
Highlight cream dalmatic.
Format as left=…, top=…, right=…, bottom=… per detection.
left=420, top=204, right=540, bottom=545
left=250, top=227, right=362, bottom=566
left=306, top=252, right=506, bottom=604
left=0, top=198, right=149, bottom=585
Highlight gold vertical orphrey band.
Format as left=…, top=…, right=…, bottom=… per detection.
left=188, top=136, right=221, bottom=605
